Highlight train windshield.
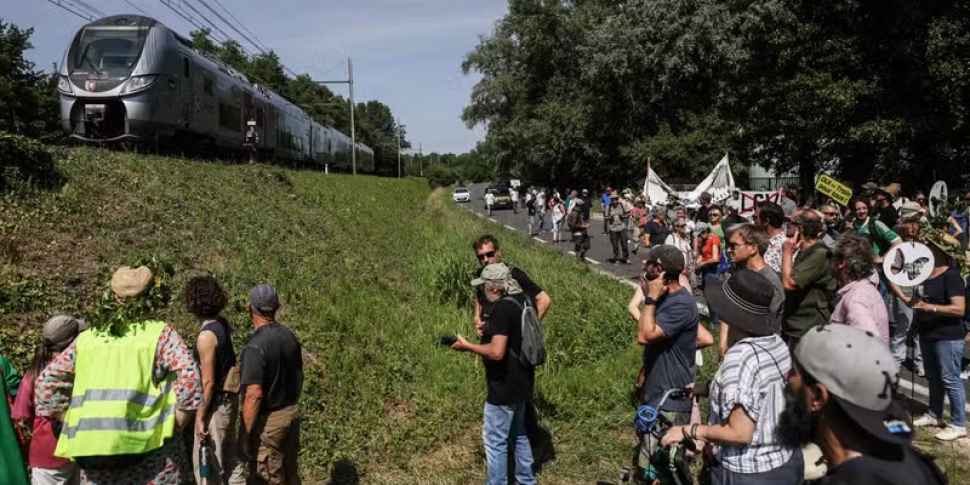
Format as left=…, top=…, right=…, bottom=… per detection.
left=70, top=26, right=149, bottom=76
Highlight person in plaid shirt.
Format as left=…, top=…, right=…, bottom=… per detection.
left=662, top=270, right=802, bottom=484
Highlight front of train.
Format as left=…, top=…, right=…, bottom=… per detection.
left=57, top=15, right=169, bottom=142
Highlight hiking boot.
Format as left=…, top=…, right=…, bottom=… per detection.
left=913, top=414, right=944, bottom=428
left=935, top=426, right=967, bottom=441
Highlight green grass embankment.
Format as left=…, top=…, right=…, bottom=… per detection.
left=1, top=148, right=725, bottom=484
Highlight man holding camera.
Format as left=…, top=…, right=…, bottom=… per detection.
left=633, top=245, right=699, bottom=468
left=451, top=263, right=537, bottom=485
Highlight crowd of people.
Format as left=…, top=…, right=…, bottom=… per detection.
left=461, top=180, right=967, bottom=484
left=0, top=270, right=304, bottom=485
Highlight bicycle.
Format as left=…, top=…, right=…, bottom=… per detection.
left=620, top=386, right=698, bottom=485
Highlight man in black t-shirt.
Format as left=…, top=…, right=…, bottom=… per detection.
left=778, top=325, right=945, bottom=485
left=472, top=235, right=551, bottom=336
left=452, top=263, right=537, bottom=485
left=239, top=284, right=304, bottom=485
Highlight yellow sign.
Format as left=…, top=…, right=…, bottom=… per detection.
left=815, top=174, right=853, bottom=206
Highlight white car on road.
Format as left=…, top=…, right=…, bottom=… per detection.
left=453, top=187, right=471, bottom=203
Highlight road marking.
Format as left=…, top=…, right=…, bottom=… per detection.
left=566, top=251, right=601, bottom=265
left=533, top=237, right=547, bottom=244
left=488, top=217, right=498, bottom=223
left=504, top=225, right=517, bottom=231
left=898, top=376, right=970, bottom=415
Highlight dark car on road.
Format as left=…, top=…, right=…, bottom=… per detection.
left=485, top=185, right=513, bottom=210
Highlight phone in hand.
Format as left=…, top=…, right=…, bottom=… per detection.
left=440, top=336, right=458, bottom=346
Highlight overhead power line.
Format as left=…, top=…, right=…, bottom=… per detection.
left=195, top=0, right=265, bottom=55
left=121, top=0, right=152, bottom=16
left=210, top=0, right=270, bottom=52
left=45, top=0, right=95, bottom=21
left=156, top=0, right=228, bottom=44
left=73, top=0, right=106, bottom=17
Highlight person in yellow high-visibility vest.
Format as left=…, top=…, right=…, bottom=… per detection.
left=36, top=266, right=203, bottom=485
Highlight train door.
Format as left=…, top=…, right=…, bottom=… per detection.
left=179, top=56, right=193, bottom=130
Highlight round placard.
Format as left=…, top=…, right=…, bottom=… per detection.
left=929, top=181, right=948, bottom=217
left=882, top=243, right=935, bottom=287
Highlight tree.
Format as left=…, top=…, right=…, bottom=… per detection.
left=0, top=20, right=59, bottom=140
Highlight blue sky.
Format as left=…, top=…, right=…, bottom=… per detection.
left=8, top=0, right=508, bottom=154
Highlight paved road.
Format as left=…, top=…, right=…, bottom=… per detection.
left=459, top=183, right=969, bottom=417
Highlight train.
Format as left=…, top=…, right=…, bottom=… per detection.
left=56, top=14, right=375, bottom=172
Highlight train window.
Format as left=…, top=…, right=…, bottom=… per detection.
left=183, top=58, right=190, bottom=78
left=203, top=74, right=213, bottom=95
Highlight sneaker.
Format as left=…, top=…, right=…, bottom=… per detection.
left=935, top=426, right=967, bottom=441
left=913, top=414, right=944, bottom=428
left=961, top=368, right=970, bottom=380
left=917, top=364, right=926, bottom=378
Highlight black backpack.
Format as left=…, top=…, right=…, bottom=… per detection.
left=501, top=296, right=546, bottom=369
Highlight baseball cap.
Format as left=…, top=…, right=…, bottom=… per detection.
left=470, top=263, right=524, bottom=295
left=43, top=315, right=88, bottom=348
left=644, top=245, right=685, bottom=275
left=249, top=283, right=280, bottom=316
left=795, top=324, right=912, bottom=445
left=704, top=269, right=778, bottom=336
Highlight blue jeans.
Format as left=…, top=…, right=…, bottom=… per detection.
left=920, top=338, right=967, bottom=428
left=483, top=402, right=536, bottom=485
left=890, top=295, right=921, bottom=367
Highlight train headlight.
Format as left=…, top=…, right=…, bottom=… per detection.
left=122, top=75, right=157, bottom=94
left=56, top=75, right=73, bottom=95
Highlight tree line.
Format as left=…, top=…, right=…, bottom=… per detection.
left=462, top=0, right=970, bottom=191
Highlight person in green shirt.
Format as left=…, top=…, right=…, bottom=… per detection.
left=0, top=353, right=29, bottom=485
left=850, top=198, right=901, bottom=261
left=781, top=211, right=837, bottom=343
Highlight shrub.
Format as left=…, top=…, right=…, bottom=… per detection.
left=423, top=164, right=458, bottom=188
left=0, top=132, right=59, bottom=189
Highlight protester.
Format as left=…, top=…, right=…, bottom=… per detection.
left=239, top=284, right=304, bottom=485
left=779, top=211, right=836, bottom=343
left=607, top=191, right=632, bottom=265
left=724, top=224, right=785, bottom=359
left=695, top=222, right=723, bottom=325
left=510, top=186, right=519, bottom=214
left=663, top=269, right=801, bottom=485
left=473, top=236, right=551, bottom=337
left=641, top=206, right=670, bottom=250
left=875, top=188, right=899, bottom=229
left=37, top=266, right=202, bottom=485
left=664, top=217, right=693, bottom=270
left=185, top=276, right=245, bottom=485
left=525, top=195, right=537, bottom=235
left=696, top=192, right=714, bottom=223
left=887, top=221, right=923, bottom=373
left=568, top=201, right=591, bottom=262
left=580, top=189, right=592, bottom=223
left=849, top=198, right=901, bottom=261
left=452, top=263, right=537, bottom=485
left=549, top=194, right=566, bottom=244
left=828, top=233, right=890, bottom=342
left=910, top=230, right=967, bottom=441
left=536, top=189, right=547, bottom=234
left=776, top=324, right=944, bottom=485
left=11, top=316, right=85, bottom=485
left=756, top=202, right=787, bottom=274
left=485, top=190, right=495, bottom=216
left=708, top=205, right=726, bottom=250
left=630, top=200, right=648, bottom=254
left=820, top=204, right=844, bottom=247
left=633, top=245, right=699, bottom=473
left=780, top=187, right=799, bottom=216
left=1, top=351, right=28, bottom=485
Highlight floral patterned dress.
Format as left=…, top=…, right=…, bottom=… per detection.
left=36, top=325, right=203, bottom=485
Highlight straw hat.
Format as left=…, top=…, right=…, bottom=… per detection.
left=111, top=266, right=154, bottom=298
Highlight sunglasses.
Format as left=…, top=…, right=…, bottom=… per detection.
left=726, top=242, right=750, bottom=250
left=477, top=250, right=497, bottom=261
left=821, top=211, right=838, bottom=216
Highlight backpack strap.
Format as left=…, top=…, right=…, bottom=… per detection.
left=867, top=218, right=890, bottom=254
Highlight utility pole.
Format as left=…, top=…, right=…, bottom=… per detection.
left=397, top=117, right=402, bottom=178
left=315, top=57, right=356, bottom=175
left=419, top=143, right=423, bottom=176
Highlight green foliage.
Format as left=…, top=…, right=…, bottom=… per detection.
left=422, top=163, right=458, bottom=188
left=464, top=0, right=970, bottom=190
left=0, top=132, right=58, bottom=189
left=85, top=256, right=175, bottom=337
